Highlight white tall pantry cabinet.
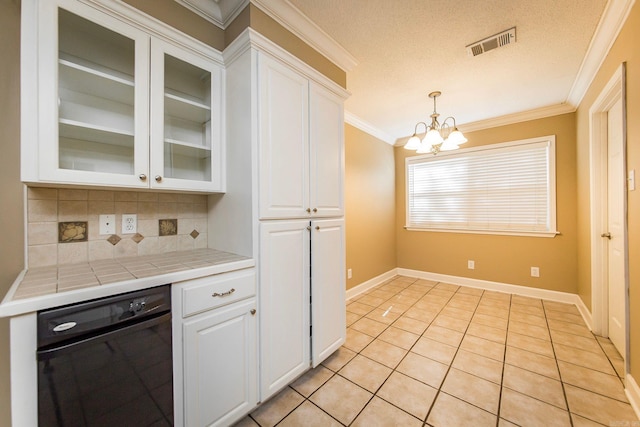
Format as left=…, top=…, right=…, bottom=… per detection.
left=211, top=30, right=348, bottom=403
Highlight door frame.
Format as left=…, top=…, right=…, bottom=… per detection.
left=589, top=62, right=629, bottom=368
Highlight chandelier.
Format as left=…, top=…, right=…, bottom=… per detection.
left=404, top=91, right=467, bottom=154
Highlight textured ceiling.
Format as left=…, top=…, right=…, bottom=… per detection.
left=287, top=0, right=607, bottom=142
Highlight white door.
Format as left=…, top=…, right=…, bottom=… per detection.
left=183, top=299, right=257, bottom=427
left=606, top=97, right=626, bottom=357
left=258, top=54, right=310, bottom=219
left=259, top=220, right=311, bottom=400
left=309, top=82, right=345, bottom=217
left=311, top=219, right=346, bottom=366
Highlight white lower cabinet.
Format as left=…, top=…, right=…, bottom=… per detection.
left=173, top=269, right=258, bottom=427
left=259, top=218, right=345, bottom=400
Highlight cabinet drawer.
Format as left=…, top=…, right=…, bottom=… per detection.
left=181, top=269, right=255, bottom=317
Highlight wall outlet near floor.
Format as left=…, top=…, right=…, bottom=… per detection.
left=99, top=214, right=115, bottom=235
left=122, top=214, right=137, bottom=234
left=531, top=266, right=540, bottom=277
left=347, top=268, right=352, bottom=279
left=467, top=260, right=475, bottom=270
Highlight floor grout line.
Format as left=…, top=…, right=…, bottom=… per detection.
left=242, top=275, right=633, bottom=427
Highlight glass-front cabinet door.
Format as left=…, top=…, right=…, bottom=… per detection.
left=24, top=0, right=225, bottom=192
left=37, top=0, right=150, bottom=187
left=150, top=39, right=224, bottom=192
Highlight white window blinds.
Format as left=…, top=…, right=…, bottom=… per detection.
left=406, top=136, right=557, bottom=237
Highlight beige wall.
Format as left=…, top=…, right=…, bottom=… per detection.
left=0, top=0, right=24, bottom=424
left=396, top=113, right=578, bottom=293
left=345, top=124, right=396, bottom=289
left=575, top=1, right=640, bottom=380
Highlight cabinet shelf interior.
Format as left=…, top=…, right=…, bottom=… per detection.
left=60, top=120, right=134, bottom=147
left=164, top=93, right=210, bottom=123
left=59, top=52, right=134, bottom=86
left=165, top=138, right=212, bottom=152
left=164, top=142, right=211, bottom=181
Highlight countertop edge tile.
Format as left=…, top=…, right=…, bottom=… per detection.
left=0, top=249, right=254, bottom=318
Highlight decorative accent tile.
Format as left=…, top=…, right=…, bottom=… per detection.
left=107, top=234, right=121, bottom=245
left=159, top=219, right=178, bottom=236
left=26, top=187, right=213, bottom=263
left=58, top=222, right=88, bottom=243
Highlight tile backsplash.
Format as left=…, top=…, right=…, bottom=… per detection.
left=27, top=187, right=208, bottom=267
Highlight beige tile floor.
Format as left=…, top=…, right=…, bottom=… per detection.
left=235, top=276, right=638, bottom=426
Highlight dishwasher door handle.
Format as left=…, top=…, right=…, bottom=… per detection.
left=37, top=312, right=171, bottom=361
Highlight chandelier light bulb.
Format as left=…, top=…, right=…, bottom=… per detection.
left=424, top=128, right=444, bottom=146
left=440, top=138, right=460, bottom=151
left=447, top=129, right=468, bottom=145
left=416, top=141, right=431, bottom=154
left=404, top=134, right=422, bottom=150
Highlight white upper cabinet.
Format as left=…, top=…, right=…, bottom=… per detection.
left=151, top=39, right=224, bottom=192
left=309, top=82, right=345, bottom=218
left=258, top=53, right=344, bottom=219
left=22, top=0, right=225, bottom=192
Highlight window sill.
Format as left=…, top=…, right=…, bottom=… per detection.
left=404, top=226, right=560, bottom=238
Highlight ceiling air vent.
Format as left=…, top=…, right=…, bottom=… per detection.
left=466, top=27, right=516, bottom=57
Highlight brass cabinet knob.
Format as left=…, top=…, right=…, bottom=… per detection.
left=250, top=309, right=256, bottom=316
left=138, top=174, right=147, bottom=181
left=601, top=232, right=612, bottom=240
left=306, top=208, right=311, bottom=213
left=315, top=226, right=320, bottom=230
left=313, top=208, right=318, bottom=213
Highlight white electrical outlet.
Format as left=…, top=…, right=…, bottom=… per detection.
left=99, top=214, right=115, bottom=235
left=122, top=214, right=137, bottom=234
left=468, top=260, right=475, bottom=270
left=347, top=268, right=353, bottom=279
left=531, top=266, right=540, bottom=277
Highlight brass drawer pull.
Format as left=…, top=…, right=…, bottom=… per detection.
left=212, top=288, right=235, bottom=297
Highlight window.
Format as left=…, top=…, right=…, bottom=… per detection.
left=406, top=135, right=557, bottom=237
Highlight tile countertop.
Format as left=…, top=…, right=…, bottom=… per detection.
left=0, top=248, right=254, bottom=318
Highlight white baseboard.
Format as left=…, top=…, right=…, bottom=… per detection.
left=575, top=295, right=593, bottom=331
left=626, top=374, right=640, bottom=420
left=348, top=268, right=592, bottom=328
left=396, top=268, right=582, bottom=306
left=346, top=269, right=398, bottom=301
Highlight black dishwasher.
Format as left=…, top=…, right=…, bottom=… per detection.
left=37, top=285, right=173, bottom=426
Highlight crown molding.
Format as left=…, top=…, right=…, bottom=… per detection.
left=457, top=103, right=576, bottom=134
left=566, top=0, right=636, bottom=106
left=344, top=111, right=396, bottom=145
left=250, top=0, right=358, bottom=72
left=224, top=28, right=350, bottom=99
left=174, top=0, right=249, bottom=29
